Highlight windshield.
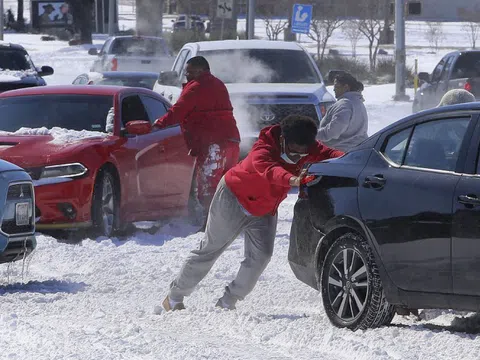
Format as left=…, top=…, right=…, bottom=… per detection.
left=111, top=37, right=170, bottom=57
left=97, top=77, right=156, bottom=89
left=197, top=49, right=321, bottom=84
left=0, top=49, right=33, bottom=71
left=0, top=94, right=113, bottom=132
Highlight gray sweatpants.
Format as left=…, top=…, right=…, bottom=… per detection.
left=168, top=176, right=278, bottom=305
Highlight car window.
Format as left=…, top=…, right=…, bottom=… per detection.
left=404, top=117, right=471, bottom=171
left=440, top=56, right=455, bottom=82
left=121, top=95, right=150, bottom=128
left=452, top=52, right=480, bottom=79
left=0, top=95, right=113, bottom=132
left=0, top=49, right=32, bottom=70
left=172, top=49, right=189, bottom=78
left=100, top=39, right=111, bottom=55
left=140, top=95, right=168, bottom=124
left=431, top=58, right=446, bottom=83
left=382, top=127, right=412, bottom=165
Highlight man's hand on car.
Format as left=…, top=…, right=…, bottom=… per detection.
left=289, top=169, right=308, bottom=187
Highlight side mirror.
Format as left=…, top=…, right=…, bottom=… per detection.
left=326, top=70, right=346, bottom=85
left=38, top=65, right=54, bottom=77
left=418, top=72, right=430, bottom=83
left=158, top=70, right=179, bottom=86
left=88, top=48, right=99, bottom=56
left=125, top=120, right=151, bottom=135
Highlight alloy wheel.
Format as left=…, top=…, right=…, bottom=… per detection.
left=327, top=248, right=369, bottom=322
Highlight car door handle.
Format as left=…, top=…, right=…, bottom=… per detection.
left=364, top=174, right=386, bottom=189
left=458, top=194, right=480, bottom=206
left=158, top=145, right=165, bottom=153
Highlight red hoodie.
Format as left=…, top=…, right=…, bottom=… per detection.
left=225, top=125, right=344, bottom=217
left=154, top=72, right=240, bottom=155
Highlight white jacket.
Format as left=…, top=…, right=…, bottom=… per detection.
left=317, top=91, right=368, bottom=152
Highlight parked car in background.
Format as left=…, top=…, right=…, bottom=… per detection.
left=154, top=40, right=336, bottom=156
left=0, top=41, right=53, bottom=92
left=413, top=50, right=480, bottom=112
left=72, top=71, right=158, bottom=89
left=0, top=159, right=36, bottom=263
left=88, top=35, right=174, bottom=73
left=289, top=102, right=480, bottom=330
left=0, top=85, right=195, bottom=238
left=172, top=14, right=205, bottom=32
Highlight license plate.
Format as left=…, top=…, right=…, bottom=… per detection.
left=15, top=202, right=29, bottom=226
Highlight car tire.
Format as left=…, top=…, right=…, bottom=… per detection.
left=320, top=232, right=395, bottom=331
left=91, top=170, right=119, bottom=238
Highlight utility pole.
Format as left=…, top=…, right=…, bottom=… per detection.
left=247, top=0, right=255, bottom=39
left=0, top=0, right=4, bottom=41
left=393, top=0, right=409, bottom=101
left=108, top=0, right=115, bottom=36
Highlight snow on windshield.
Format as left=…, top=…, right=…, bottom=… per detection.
left=0, top=69, right=37, bottom=82
left=0, top=127, right=108, bottom=144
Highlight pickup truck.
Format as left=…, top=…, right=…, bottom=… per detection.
left=153, top=40, right=336, bottom=155
left=88, top=35, right=174, bottom=73
left=413, top=50, right=480, bottom=112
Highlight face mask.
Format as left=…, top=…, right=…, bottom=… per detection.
left=281, top=138, right=306, bottom=164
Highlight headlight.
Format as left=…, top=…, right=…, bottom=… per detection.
left=40, top=163, right=88, bottom=179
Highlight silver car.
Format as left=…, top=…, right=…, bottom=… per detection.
left=0, top=159, right=36, bottom=263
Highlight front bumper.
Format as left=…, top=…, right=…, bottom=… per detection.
left=0, top=234, right=36, bottom=264
left=33, top=176, right=95, bottom=230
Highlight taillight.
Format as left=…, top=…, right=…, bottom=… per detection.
left=320, top=104, right=327, bottom=117
left=465, top=81, right=472, bottom=92
left=298, top=175, right=321, bottom=199
left=111, top=58, right=118, bottom=71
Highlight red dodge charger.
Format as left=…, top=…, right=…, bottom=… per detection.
left=0, top=85, right=195, bottom=237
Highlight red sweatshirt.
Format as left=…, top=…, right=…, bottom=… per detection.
left=225, top=125, right=344, bottom=216
left=154, top=71, right=240, bottom=155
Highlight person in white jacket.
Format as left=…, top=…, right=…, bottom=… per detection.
left=317, top=72, right=368, bottom=152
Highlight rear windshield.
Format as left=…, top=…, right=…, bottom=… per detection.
left=0, top=94, right=113, bottom=132
left=0, top=48, right=33, bottom=71
left=110, top=37, right=170, bottom=57
left=452, top=52, right=480, bottom=78
left=198, top=48, right=321, bottom=84
left=97, top=77, right=156, bottom=89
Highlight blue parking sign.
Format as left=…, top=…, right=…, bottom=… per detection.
left=291, top=4, right=312, bottom=34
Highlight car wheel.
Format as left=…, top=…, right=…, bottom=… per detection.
left=320, top=232, right=395, bottom=330
left=92, top=170, right=119, bottom=238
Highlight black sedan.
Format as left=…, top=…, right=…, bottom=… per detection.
left=289, top=102, right=480, bottom=331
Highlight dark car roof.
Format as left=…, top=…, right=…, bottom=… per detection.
left=0, top=85, right=155, bottom=98
left=0, top=42, right=27, bottom=51
left=99, top=71, right=159, bottom=79
left=375, top=101, right=480, bottom=137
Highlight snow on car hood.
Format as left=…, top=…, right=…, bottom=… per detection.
left=0, top=128, right=111, bottom=169
left=0, top=127, right=108, bottom=144
left=226, top=83, right=335, bottom=103
left=0, top=69, right=38, bottom=82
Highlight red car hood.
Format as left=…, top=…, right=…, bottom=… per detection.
left=0, top=135, right=108, bottom=168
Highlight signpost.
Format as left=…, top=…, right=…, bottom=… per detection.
left=217, top=0, right=233, bottom=40
left=291, top=3, right=312, bottom=35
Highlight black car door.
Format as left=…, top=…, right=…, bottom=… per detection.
left=358, top=114, right=474, bottom=294
left=452, top=114, right=480, bottom=295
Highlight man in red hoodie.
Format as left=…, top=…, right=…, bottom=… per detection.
left=162, top=115, right=344, bottom=311
left=153, top=56, right=240, bottom=227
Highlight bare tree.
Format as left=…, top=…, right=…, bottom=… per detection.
left=425, top=22, right=444, bottom=53
left=462, top=22, right=480, bottom=49
left=458, top=8, right=480, bottom=49
left=308, top=19, right=344, bottom=60
left=342, top=20, right=363, bottom=58
left=264, top=18, right=289, bottom=40
left=358, top=0, right=386, bottom=71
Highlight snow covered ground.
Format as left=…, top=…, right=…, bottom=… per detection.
left=0, top=15, right=479, bottom=360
